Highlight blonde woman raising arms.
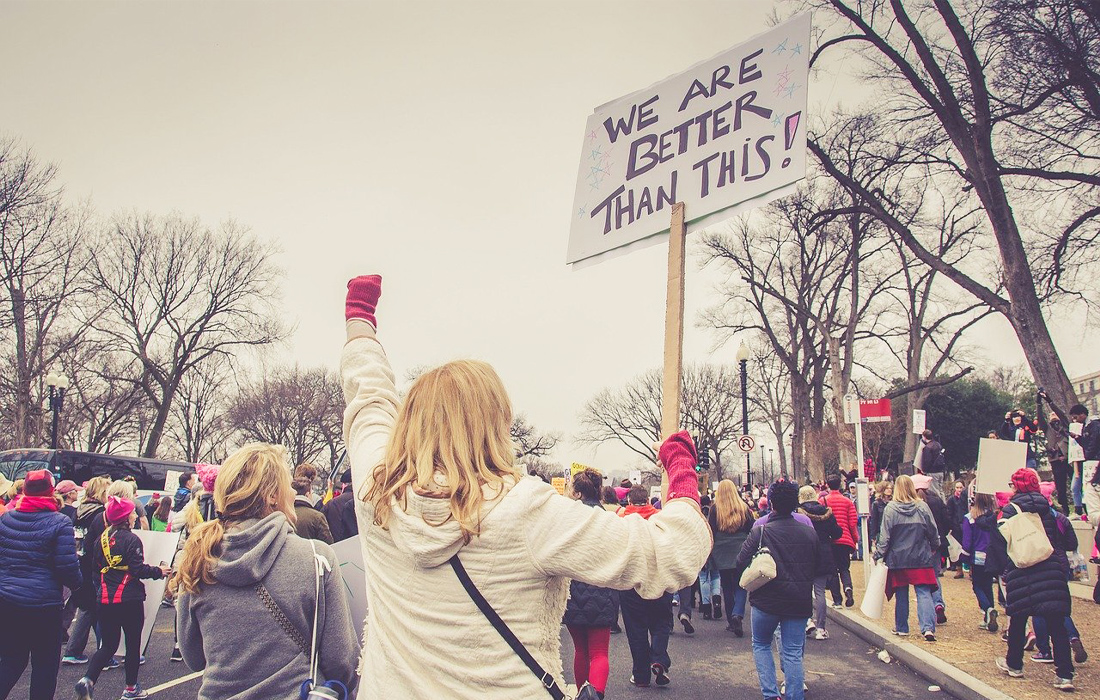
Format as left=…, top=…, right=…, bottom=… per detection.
left=341, top=275, right=711, bottom=699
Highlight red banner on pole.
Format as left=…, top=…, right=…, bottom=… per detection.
left=859, top=399, right=892, bottom=423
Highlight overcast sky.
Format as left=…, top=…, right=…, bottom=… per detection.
left=2, top=0, right=1094, bottom=473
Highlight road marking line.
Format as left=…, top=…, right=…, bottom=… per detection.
left=146, top=670, right=203, bottom=695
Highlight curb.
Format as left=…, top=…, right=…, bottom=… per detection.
left=827, top=608, right=1016, bottom=700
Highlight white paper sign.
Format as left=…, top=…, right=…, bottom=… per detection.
left=122, top=530, right=181, bottom=654
left=331, top=537, right=368, bottom=633
left=566, top=13, right=811, bottom=266
left=628, top=470, right=642, bottom=485
left=162, top=470, right=182, bottom=497
left=974, top=438, right=1028, bottom=495
left=912, top=410, right=927, bottom=435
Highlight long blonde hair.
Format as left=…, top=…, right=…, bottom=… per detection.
left=363, top=359, right=521, bottom=543
left=893, top=475, right=917, bottom=503
left=713, top=480, right=750, bottom=533
left=176, top=443, right=294, bottom=593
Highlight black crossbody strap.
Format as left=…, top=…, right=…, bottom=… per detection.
left=449, top=554, right=567, bottom=700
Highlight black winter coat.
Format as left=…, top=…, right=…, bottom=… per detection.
left=734, top=513, right=819, bottom=619
left=923, top=491, right=950, bottom=556
left=323, top=491, right=359, bottom=543
left=562, top=500, right=620, bottom=627
left=798, top=501, right=842, bottom=576
left=946, top=493, right=967, bottom=540
left=868, top=498, right=888, bottom=541
left=995, top=491, right=1074, bottom=618
left=89, top=526, right=164, bottom=604
left=73, top=503, right=106, bottom=610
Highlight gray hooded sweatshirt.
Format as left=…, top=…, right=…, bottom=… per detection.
left=177, top=512, right=360, bottom=700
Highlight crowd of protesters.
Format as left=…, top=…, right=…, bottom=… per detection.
left=2, top=274, right=1099, bottom=700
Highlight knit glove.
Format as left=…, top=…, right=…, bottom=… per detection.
left=658, top=430, right=700, bottom=504
left=345, top=275, right=382, bottom=329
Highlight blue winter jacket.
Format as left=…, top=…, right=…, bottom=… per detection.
left=0, top=507, right=82, bottom=607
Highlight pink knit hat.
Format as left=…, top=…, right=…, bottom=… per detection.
left=105, top=495, right=135, bottom=525
left=1039, top=481, right=1056, bottom=502
left=196, top=463, right=220, bottom=493
left=911, top=474, right=933, bottom=491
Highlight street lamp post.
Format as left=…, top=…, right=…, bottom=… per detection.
left=736, top=341, right=751, bottom=489
left=45, top=371, right=69, bottom=450
left=769, top=448, right=775, bottom=483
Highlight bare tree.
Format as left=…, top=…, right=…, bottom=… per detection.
left=511, top=413, right=560, bottom=460
left=576, top=364, right=743, bottom=481
left=800, top=0, right=1100, bottom=415
left=228, top=365, right=342, bottom=469
left=0, top=140, right=94, bottom=448
left=90, top=212, right=284, bottom=457
left=165, top=355, right=235, bottom=463
left=56, top=343, right=150, bottom=454
left=745, top=341, right=793, bottom=479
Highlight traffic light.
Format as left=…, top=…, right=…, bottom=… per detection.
left=699, top=447, right=710, bottom=470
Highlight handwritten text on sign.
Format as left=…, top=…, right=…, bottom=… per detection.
left=567, top=13, right=810, bottom=266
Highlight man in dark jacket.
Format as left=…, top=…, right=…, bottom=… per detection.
left=323, top=470, right=359, bottom=543
left=291, top=478, right=333, bottom=544
left=172, top=472, right=195, bottom=512
left=917, top=430, right=947, bottom=498
left=735, top=480, right=819, bottom=700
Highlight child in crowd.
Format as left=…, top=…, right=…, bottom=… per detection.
left=960, top=493, right=998, bottom=633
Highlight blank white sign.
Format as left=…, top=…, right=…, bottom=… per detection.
left=974, top=438, right=1027, bottom=495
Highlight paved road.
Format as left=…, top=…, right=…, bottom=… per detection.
left=21, top=603, right=954, bottom=699
left=564, top=605, right=956, bottom=699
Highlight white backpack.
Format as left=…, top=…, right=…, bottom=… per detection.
left=997, top=510, right=1054, bottom=568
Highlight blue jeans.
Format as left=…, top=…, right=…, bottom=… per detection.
left=1072, top=463, right=1084, bottom=511
left=1035, top=616, right=1082, bottom=655
left=751, top=609, right=807, bottom=700
left=894, top=584, right=937, bottom=634
left=971, top=565, right=995, bottom=611
left=699, top=567, right=721, bottom=604
left=931, top=560, right=946, bottom=610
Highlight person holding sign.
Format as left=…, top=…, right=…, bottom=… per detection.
left=75, top=496, right=170, bottom=700
left=340, top=275, right=710, bottom=699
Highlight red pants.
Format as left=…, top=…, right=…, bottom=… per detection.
left=566, top=625, right=610, bottom=693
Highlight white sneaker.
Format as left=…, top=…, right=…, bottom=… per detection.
left=805, top=620, right=816, bottom=634
left=814, top=628, right=829, bottom=640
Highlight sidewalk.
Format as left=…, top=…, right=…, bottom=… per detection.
left=833, top=561, right=1099, bottom=699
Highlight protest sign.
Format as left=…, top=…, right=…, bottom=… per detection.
left=123, top=530, right=180, bottom=654
left=163, top=470, right=182, bottom=497
left=331, top=537, right=368, bottom=633
left=571, top=462, right=590, bottom=478
left=628, top=470, right=642, bottom=485
left=912, top=410, right=926, bottom=434
left=551, top=477, right=567, bottom=495
left=974, top=438, right=1027, bottom=495
left=567, top=12, right=811, bottom=267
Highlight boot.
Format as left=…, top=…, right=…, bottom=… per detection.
left=712, top=594, right=723, bottom=620
left=701, top=602, right=712, bottom=620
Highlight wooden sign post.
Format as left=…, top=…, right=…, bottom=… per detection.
left=660, top=203, right=687, bottom=500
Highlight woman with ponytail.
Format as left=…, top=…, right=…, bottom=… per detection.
left=174, top=443, right=359, bottom=700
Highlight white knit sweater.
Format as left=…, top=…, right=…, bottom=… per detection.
left=341, top=325, right=711, bottom=700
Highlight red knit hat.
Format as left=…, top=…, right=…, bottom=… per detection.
left=23, top=470, right=54, bottom=497
left=1010, top=468, right=1040, bottom=493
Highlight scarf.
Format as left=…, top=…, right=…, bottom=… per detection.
left=17, top=495, right=60, bottom=512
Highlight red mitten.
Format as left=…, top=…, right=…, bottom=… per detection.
left=658, top=430, right=700, bottom=504
left=346, top=275, right=382, bottom=329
